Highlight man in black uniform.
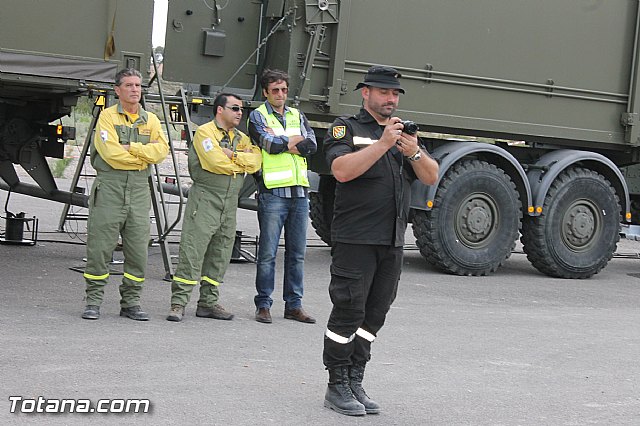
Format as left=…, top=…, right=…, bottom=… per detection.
left=322, top=66, right=439, bottom=416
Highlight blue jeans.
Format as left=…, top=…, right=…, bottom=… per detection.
left=255, top=192, right=309, bottom=311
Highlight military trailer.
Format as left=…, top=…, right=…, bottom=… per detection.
left=162, top=0, right=640, bottom=279
left=0, top=0, right=154, bottom=206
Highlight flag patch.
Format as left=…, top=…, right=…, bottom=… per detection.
left=100, top=130, right=108, bottom=142
left=332, top=126, right=346, bottom=139
left=202, top=138, right=214, bottom=152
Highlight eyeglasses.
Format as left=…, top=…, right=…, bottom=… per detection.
left=225, top=106, right=243, bottom=112
left=269, top=87, right=288, bottom=94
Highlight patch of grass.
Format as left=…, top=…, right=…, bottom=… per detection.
left=49, top=157, right=73, bottom=178
left=48, top=144, right=76, bottom=178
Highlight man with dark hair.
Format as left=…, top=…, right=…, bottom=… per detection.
left=167, top=93, right=261, bottom=322
left=248, top=69, right=317, bottom=324
left=82, top=68, right=169, bottom=321
left=321, top=66, right=439, bottom=415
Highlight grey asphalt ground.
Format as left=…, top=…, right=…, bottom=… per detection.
left=1, top=183, right=640, bottom=425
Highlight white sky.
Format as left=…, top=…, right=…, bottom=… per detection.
left=152, top=0, right=168, bottom=47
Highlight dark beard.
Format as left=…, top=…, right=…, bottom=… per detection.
left=376, top=104, right=396, bottom=118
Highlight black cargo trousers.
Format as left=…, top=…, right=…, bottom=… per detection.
left=323, top=242, right=403, bottom=368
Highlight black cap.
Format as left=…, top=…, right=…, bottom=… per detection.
left=354, top=65, right=405, bottom=94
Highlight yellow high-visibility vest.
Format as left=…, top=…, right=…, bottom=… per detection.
left=255, top=104, right=309, bottom=189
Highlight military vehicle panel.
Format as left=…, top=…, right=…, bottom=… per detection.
left=0, top=0, right=154, bottom=204
left=163, top=0, right=640, bottom=279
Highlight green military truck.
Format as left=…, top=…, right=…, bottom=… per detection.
left=3, top=0, right=640, bottom=280
left=0, top=0, right=153, bottom=206
left=162, top=0, right=640, bottom=279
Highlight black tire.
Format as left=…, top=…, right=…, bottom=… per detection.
left=520, top=166, right=620, bottom=278
left=309, top=176, right=336, bottom=246
left=412, top=159, right=522, bottom=276
left=630, top=196, right=640, bottom=225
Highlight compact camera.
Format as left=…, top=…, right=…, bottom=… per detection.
left=401, top=120, right=419, bottom=135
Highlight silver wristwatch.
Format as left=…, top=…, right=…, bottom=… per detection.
left=408, top=149, right=422, bottom=162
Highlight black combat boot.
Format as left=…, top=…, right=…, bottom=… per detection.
left=349, top=362, right=381, bottom=414
left=324, top=366, right=366, bottom=416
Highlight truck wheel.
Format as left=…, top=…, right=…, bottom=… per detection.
left=309, top=176, right=336, bottom=246
left=521, top=167, right=620, bottom=278
left=412, top=159, right=522, bottom=276
left=630, top=198, right=640, bottom=224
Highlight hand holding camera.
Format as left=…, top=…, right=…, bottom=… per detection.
left=400, top=120, right=419, bottom=136
left=381, top=118, right=420, bottom=156
left=395, top=120, right=420, bottom=158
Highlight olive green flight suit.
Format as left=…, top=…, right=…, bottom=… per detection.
left=170, top=120, right=261, bottom=307
left=84, top=103, right=169, bottom=308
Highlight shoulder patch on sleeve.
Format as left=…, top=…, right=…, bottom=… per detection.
left=99, top=130, right=108, bottom=142
left=332, top=126, right=346, bottom=139
left=202, top=138, right=214, bottom=152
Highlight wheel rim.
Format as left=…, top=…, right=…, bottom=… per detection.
left=561, top=198, right=601, bottom=252
left=454, top=193, right=498, bottom=248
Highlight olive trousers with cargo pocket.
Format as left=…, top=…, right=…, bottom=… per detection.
left=323, top=243, right=403, bottom=368
left=170, top=180, right=241, bottom=308
left=84, top=172, right=152, bottom=308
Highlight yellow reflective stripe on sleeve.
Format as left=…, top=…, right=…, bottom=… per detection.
left=325, top=329, right=355, bottom=345
left=356, top=328, right=376, bottom=342
left=123, top=273, right=145, bottom=282
left=173, top=276, right=198, bottom=285
left=83, top=272, right=110, bottom=280
left=201, top=276, right=220, bottom=286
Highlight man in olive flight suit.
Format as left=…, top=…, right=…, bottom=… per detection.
left=81, top=68, right=169, bottom=321
left=166, top=93, right=261, bottom=322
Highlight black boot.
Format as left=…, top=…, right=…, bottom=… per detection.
left=324, top=366, right=366, bottom=416
left=349, top=362, right=381, bottom=414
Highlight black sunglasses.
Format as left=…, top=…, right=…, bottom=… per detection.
left=225, top=106, right=243, bottom=112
